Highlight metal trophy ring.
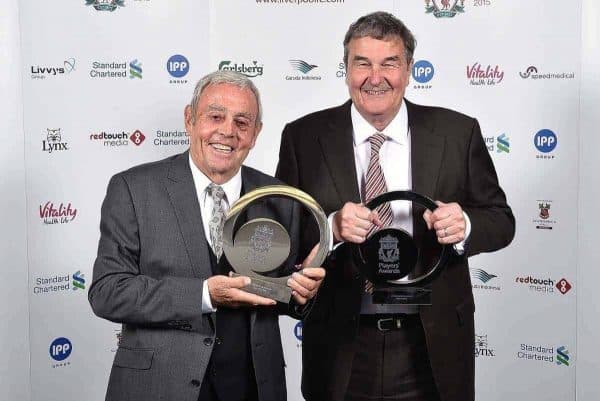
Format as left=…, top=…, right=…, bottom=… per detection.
left=222, top=185, right=330, bottom=303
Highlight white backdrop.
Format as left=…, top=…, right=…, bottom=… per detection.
left=2, top=0, right=599, bottom=400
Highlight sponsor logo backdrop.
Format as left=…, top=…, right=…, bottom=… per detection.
left=16, top=1, right=579, bottom=400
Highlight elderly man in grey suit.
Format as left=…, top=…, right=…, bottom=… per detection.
left=89, top=70, right=325, bottom=401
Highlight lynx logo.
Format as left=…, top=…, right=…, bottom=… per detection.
left=294, top=321, right=303, bottom=341
left=85, top=0, right=125, bottom=12
left=475, top=334, right=495, bottom=357
left=425, top=0, right=465, bottom=18
left=412, top=60, right=434, bottom=87
left=556, top=346, right=570, bottom=366
left=42, top=129, right=69, bottom=154
left=72, top=271, right=85, bottom=291
left=534, top=129, right=557, bottom=158
left=167, top=55, right=189, bottom=83
left=49, top=337, right=72, bottom=368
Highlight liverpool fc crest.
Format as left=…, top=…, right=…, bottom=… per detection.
left=425, top=0, right=465, bottom=18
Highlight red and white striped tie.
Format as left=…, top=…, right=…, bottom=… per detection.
left=364, top=133, right=393, bottom=234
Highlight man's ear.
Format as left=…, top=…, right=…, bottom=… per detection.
left=184, top=105, right=193, bottom=132
left=250, top=122, right=263, bottom=149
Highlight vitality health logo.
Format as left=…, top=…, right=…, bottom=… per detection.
left=470, top=268, right=500, bottom=291
left=517, top=343, right=573, bottom=367
left=425, top=0, right=465, bottom=18
left=533, top=199, right=556, bottom=230
left=467, top=63, right=504, bottom=86
left=30, top=58, right=76, bottom=79
left=483, top=134, right=510, bottom=154
left=85, top=0, right=125, bottom=12
left=218, top=60, right=264, bottom=78
left=39, top=202, right=77, bottom=225
left=515, top=275, right=572, bottom=295
left=167, top=54, right=189, bottom=84
left=412, top=60, right=434, bottom=89
left=90, top=59, right=143, bottom=79
left=475, top=334, right=496, bottom=357
left=534, top=129, right=557, bottom=159
left=89, top=129, right=146, bottom=147
left=33, top=271, right=86, bottom=294
left=42, top=128, right=69, bottom=154
left=49, top=337, right=72, bottom=368
left=286, top=59, right=322, bottom=81
left=519, top=65, right=575, bottom=80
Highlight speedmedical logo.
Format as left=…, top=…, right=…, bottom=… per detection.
left=49, top=337, right=72, bottom=368
left=167, top=54, right=189, bottom=84
left=412, top=60, right=434, bottom=89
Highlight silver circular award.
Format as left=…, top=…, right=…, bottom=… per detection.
left=222, top=185, right=330, bottom=303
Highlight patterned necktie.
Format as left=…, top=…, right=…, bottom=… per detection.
left=364, top=133, right=394, bottom=234
left=207, top=183, right=226, bottom=259
left=364, top=133, right=393, bottom=294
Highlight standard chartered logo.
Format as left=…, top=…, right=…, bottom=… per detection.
left=72, top=271, right=85, bottom=290
left=556, top=346, right=570, bottom=366
left=129, top=59, right=143, bottom=79
left=34, top=271, right=86, bottom=294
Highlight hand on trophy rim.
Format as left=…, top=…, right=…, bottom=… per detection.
left=333, top=202, right=382, bottom=244
left=423, top=200, right=466, bottom=245
left=288, top=244, right=326, bottom=305
left=207, top=274, right=277, bottom=308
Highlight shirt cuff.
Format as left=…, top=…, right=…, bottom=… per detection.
left=453, top=211, right=471, bottom=255
left=327, top=211, right=344, bottom=251
left=202, top=279, right=217, bottom=313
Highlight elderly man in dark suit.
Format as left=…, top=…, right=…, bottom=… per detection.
left=89, top=70, right=325, bottom=401
left=276, top=11, right=515, bottom=401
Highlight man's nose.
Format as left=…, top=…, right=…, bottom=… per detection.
left=368, top=66, right=383, bottom=86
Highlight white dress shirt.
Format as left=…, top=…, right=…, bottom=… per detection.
left=189, top=154, right=242, bottom=313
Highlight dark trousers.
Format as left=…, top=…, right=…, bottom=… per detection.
left=199, top=378, right=258, bottom=401
left=345, top=315, right=441, bottom=401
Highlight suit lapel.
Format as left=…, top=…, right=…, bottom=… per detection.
left=407, top=100, right=445, bottom=239
left=165, top=151, right=212, bottom=280
left=317, top=101, right=362, bottom=205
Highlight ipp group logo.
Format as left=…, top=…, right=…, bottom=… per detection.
left=89, top=129, right=145, bottom=147
left=514, top=274, right=572, bottom=295
left=534, top=129, right=557, bottom=159
left=218, top=60, right=264, bottom=78
left=30, top=58, right=76, bottom=80
left=42, top=128, right=69, bottom=154
left=33, top=271, right=86, bottom=295
left=412, top=60, right=434, bottom=89
left=533, top=199, right=556, bottom=229
left=39, top=202, right=77, bottom=225
left=167, top=54, right=189, bottom=84
left=470, top=268, right=500, bottom=291
left=286, top=60, right=322, bottom=81
left=49, top=337, right=72, bottom=368
left=293, top=321, right=303, bottom=348
left=425, top=0, right=465, bottom=18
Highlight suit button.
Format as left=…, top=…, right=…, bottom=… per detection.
left=191, top=379, right=201, bottom=387
left=203, top=337, right=213, bottom=346
left=215, top=337, right=223, bottom=345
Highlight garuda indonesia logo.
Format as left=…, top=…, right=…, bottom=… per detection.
left=289, top=60, right=318, bottom=74
left=471, top=268, right=497, bottom=283
left=85, top=0, right=125, bottom=12
left=425, top=0, right=465, bottom=18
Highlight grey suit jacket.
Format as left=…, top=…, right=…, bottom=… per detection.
left=89, top=151, right=300, bottom=401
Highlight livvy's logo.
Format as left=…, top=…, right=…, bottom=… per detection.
left=425, top=0, right=465, bottom=18
left=42, top=129, right=69, bottom=154
left=467, top=63, right=504, bottom=86
left=218, top=60, right=264, bottom=78
left=39, top=202, right=78, bottom=225
left=30, top=58, right=76, bottom=79
left=85, top=0, right=125, bottom=12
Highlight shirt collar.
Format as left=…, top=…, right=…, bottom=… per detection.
left=350, top=100, right=408, bottom=146
left=188, top=154, right=242, bottom=206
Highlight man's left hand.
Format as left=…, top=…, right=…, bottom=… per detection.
left=423, top=201, right=466, bottom=245
left=287, top=244, right=326, bottom=305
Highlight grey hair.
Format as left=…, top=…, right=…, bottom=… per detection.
left=343, top=11, right=416, bottom=66
left=188, top=70, right=262, bottom=125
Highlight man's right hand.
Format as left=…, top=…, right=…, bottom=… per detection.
left=207, top=275, right=276, bottom=308
left=332, top=202, right=381, bottom=244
